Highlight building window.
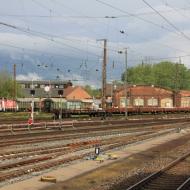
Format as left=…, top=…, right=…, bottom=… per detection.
left=25, top=84, right=30, bottom=88
left=161, top=98, right=173, bottom=108
left=120, top=97, right=129, bottom=108
left=181, top=97, right=190, bottom=107
left=147, top=98, right=158, bottom=106
left=134, top=98, right=144, bottom=106
left=21, top=84, right=25, bottom=88
left=35, top=84, right=40, bottom=88
left=30, top=84, right=35, bottom=88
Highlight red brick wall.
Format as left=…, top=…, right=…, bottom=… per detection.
left=113, top=85, right=174, bottom=108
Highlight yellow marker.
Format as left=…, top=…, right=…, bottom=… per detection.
left=40, top=176, right=57, bottom=183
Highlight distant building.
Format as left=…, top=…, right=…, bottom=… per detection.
left=113, top=85, right=174, bottom=108
left=63, top=86, right=93, bottom=109
left=17, top=80, right=72, bottom=98
left=178, top=90, right=190, bottom=107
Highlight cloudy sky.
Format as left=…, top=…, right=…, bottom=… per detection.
left=1, top=0, right=190, bottom=87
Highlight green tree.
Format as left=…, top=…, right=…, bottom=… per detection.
left=84, top=85, right=101, bottom=98
left=0, top=71, right=22, bottom=98
left=121, top=61, right=190, bottom=90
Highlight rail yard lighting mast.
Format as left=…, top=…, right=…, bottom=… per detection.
left=118, top=48, right=128, bottom=119
left=97, top=39, right=107, bottom=110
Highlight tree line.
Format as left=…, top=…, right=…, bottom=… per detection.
left=0, top=71, right=21, bottom=98
left=122, top=61, right=190, bottom=91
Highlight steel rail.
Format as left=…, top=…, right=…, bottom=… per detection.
left=177, top=177, right=190, bottom=190
left=0, top=118, right=188, bottom=146
left=126, top=151, right=190, bottom=190
left=0, top=129, right=177, bottom=182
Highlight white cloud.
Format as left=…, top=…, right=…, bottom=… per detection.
left=17, top=72, right=43, bottom=81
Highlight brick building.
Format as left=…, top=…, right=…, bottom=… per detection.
left=177, top=90, right=190, bottom=107
left=113, top=85, right=175, bottom=108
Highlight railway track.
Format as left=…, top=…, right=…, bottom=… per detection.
left=0, top=118, right=189, bottom=136
left=0, top=118, right=190, bottom=186
left=177, top=176, right=190, bottom=190
left=0, top=118, right=188, bottom=143
left=0, top=127, right=181, bottom=184
left=0, top=131, right=154, bottom=161
left=0, top=121, right=182, bottom=148
left=127, top=151, right=190, bottom=190
left=0, top=142, right=122, bottom=182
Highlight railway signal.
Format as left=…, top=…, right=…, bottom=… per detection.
left=30, top=85, right=35, bottom=124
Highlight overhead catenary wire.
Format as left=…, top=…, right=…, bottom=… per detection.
left=3, top=0, right=187, bottom=63
left=128, top=53, right=190, bottom=63
left=2, top=0, right=190, bottom=84
left=2, top=0, right=189, bottom=57
left=2, top=6, right=190, bottom=18
left=94, top=0, right=190, bottom=60
left=95, top=0, right=178, bottom=34
left=1, top=21, right=190, bottom=68
left=0, top=21, right=101, bottom=58
left=161, top=0, right=190, bottom=21
left=142, top=0, right=190, bottom=41
left=95, top=0, right=190, bottom=42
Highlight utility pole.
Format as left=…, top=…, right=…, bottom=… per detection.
left=118, top=48, right=128, bottom=119
left=97, top=39, right=107, bottom=110
left=110, top=60, right=114, bottom=108
left=31, top=80, right=34, bottom=124
left=124, top=49, right=128, bottom=119
left=13, top=64, right=16, bottom=101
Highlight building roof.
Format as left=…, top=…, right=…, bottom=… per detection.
left=116, top=85, right=173, bottom=96
left=179, top=90, right=190, bottom=97
left=63, top=86, right=92, bottom=100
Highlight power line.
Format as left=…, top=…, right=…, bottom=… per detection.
left=128, top=53, right=190, bottom=63
left=142, top=0, right=190, bottom=41
left=95, top=0, right=190, bottom=42
left=30, top=0, right=129, bottom=52
left=31, top=0, right=52, bottom=13
left=162, top=1, right=190, bottom=20
left=0, top=21, right=101, bottom=58
left=95, top=0, right=177, bottom=34
left=0, top=10, right=184, bottom=19
left=26, top=0, right=190, bottom=56
left=13, top=0, right=189, bottom=59
left=1, top=20, right=190, bottom=71
left=0, top=41, right=99, bottom=62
